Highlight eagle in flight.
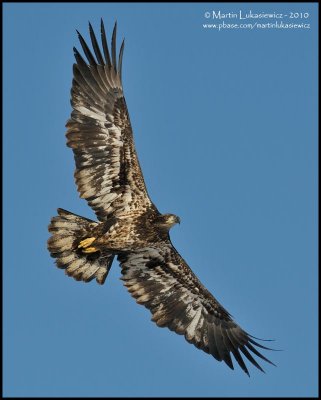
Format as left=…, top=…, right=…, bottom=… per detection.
left=48, top=20, right=275, bottom=376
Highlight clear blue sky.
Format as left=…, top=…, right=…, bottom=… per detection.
left=3, top=2, right=318, bottom=397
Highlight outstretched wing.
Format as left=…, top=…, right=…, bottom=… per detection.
left=66, top=20, right=158, bottom=221
left=119, top=244, right=275, bottom=376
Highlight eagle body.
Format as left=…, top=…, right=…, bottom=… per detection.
left=47, top=19, right=275, bottom=376
left=79, top=211, right=179, bottom=253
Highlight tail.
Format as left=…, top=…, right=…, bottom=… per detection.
left=47, top=208, right=114, bottom=285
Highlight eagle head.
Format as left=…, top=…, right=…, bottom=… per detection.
left=154, top=214, right=180, bottom=230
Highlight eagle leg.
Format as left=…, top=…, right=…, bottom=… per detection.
left=82, top=246, right=99, bottom=254
left=78, top=237, right=96, bottom=249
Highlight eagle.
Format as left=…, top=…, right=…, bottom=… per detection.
left=47, top=19, right=275, bottom=376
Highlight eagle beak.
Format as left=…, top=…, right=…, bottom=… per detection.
left=177, top=217, right=181, bottom=225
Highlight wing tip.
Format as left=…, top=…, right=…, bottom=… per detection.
left=246, top=332, right=276, bottom=342
left=75, top=18, right=124, bottom=78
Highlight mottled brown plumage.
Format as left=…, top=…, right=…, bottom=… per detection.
left=47, top=19, right=275, bottom=376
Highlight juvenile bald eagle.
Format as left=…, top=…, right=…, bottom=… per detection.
left=47, top=20, right=275, bottom=376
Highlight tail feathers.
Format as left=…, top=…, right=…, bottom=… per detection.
left=47, top=208, right=114, bottom=285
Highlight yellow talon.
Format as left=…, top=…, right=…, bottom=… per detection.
left=78, top=237, right=96, bottom=249
left=82, top=246, right=98, bottom=254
